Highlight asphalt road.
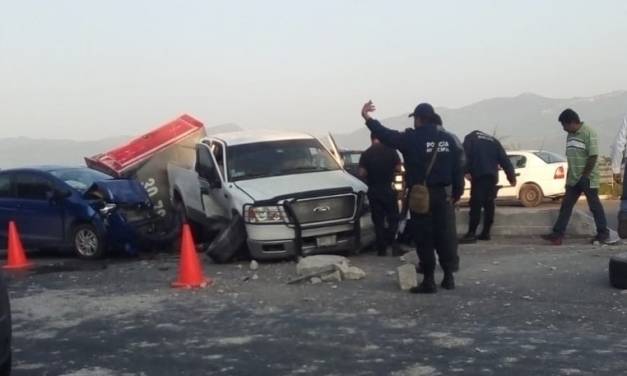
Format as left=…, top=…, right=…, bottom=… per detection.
left=3, top=238, right=627, bottom=376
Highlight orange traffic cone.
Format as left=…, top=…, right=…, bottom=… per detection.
left=3, top=221, right=33, bottom=269
left=171, top=223, right=212, bottom=288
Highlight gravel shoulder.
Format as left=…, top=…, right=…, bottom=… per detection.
left=3, top=239, right=627, bottom=375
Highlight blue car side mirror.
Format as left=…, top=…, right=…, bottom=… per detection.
left=47, top=189, right=71, bottom=201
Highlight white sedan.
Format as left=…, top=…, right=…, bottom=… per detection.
left=462, top=150, right=567, bottom=207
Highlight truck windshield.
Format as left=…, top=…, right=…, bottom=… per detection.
left=227, top=139, right=341, bottom=181
left=50, top=168, right=112, bottom=192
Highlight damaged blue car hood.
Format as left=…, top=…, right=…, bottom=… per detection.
left=87, top=179, right=150, bottom=205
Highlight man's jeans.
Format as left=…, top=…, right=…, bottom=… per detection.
left=553, top=184, right=609, bottom=237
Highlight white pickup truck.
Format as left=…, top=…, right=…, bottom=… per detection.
left=167, top=130, right=375, bottom=261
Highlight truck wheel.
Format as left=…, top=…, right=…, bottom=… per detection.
left=72, top=224, right=105, bottom=259
left=609, top=252, right=627, bottom=289
left=519, top=183, right=543, bottom=207
left=173, top=199, right=204, bottom=242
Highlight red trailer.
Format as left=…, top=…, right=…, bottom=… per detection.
left=86, top=114, right=207, bottom=224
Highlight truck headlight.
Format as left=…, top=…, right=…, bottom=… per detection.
left=244, top=205, right=286, bottom=224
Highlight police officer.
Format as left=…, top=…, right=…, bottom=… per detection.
left=358, top=133, right=402, bottom=256
left=361, top=100, right=465, bottom=293
left=460, top=130, right=517, bottom=243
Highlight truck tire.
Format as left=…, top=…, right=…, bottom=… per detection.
left=205, top=215, right=247, bottom=264
left=519, top=183, right=543, bottom=207
left=609, top=252, right=627, bottom=289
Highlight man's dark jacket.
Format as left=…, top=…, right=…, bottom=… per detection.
left=366, top=119, right=465, bottom=200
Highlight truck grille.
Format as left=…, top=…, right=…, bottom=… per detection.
left=291, top=194, right=356, bottom=225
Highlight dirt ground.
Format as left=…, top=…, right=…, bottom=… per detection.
left=3, top=238, right=627, bottom=376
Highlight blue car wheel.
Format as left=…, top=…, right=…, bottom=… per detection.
left=72, top=224, right=105, bottom=259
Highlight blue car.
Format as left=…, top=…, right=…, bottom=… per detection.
left=0, top=166, right=159, bottom=259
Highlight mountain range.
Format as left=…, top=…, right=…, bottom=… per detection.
left=332, top=91, right=627, bottom=155
left=1, top=92, right=626, bottom=168
left=0, top=124, right=241, bottom=169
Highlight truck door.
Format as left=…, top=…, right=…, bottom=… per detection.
left=195, top=143, right=229, bottom=218
left=326, top=133, right=344, bottom=168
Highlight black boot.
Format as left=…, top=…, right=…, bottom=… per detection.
left=441, top=272, right=455, bottom=290
left=477, top=232, right=491, bottom=241
left=459, top=233, right=477, bottom=244
left=478, top=225, right=491, bottom=241
left=410, top=274, right=437, bottom=294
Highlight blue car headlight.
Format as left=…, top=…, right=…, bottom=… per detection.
left=99, top=203, right=117, bottom=216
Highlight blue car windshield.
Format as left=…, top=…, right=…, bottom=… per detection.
left=50, top=168, right=112, bottom=192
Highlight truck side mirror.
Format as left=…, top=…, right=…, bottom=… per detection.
left=210, top=176, right=222, bottom=189
left=197, top=164, right=222, bottom=189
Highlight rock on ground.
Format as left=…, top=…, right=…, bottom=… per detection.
left=401, top=251, right=419, bottom=266
left=296, top=255, right=350, bottom=276
left=321, top=270, right=342, bottom=282
left=343, top=266, right=366, bottom=280
left=398, top=264, right=418, bottom=291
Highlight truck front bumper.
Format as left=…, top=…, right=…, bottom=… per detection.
left=247, top=214, right=375, bottom=260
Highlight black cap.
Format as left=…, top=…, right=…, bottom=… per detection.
left=408, top=103, right=435, bottom=119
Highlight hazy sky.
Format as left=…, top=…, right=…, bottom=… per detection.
left=1, top=0, right=627, bottom=140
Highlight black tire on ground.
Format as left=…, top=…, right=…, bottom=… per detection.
left=205, top=216, right=247, bottom=264
left=519, top=183, right=544, bottom=207
left=0, top=352, right=11, bottom=376
left=609, top=252, right=627, bottom=289
left=72, top=224, right=105, bottom=259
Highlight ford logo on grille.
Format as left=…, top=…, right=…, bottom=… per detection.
left=313, top=205, right=331, bottom=213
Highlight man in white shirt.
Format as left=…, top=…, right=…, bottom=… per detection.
left=610, top=116, right=627, bottom=190
left=610, top=115, right=627, bottom=238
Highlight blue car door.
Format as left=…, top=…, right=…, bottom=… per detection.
left=0, top=172, right=18, bottom=242
left=13, top=172, right=65, bottom=246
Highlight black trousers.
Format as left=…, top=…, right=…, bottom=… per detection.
left=468, top=175, right=498, bottom=235
left=553, top=184, right=608, bottom=237
left=368, top=185, right=400, bottom=252
left=411, top=186, right=458, bottom=275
